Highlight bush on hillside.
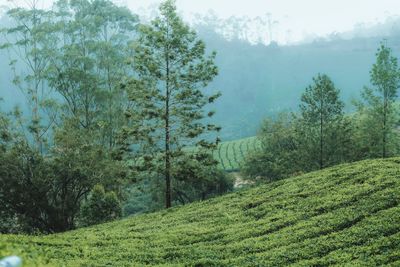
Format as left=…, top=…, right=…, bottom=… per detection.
left=80, top=185, right=122, bottom=227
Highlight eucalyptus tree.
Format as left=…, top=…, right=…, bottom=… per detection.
left=123, top=0, right=221, bottom=208
left=86, top=0, right=138, bottom=149
left=0, top=0, right=56, bottom=153
left=0, top=0, right=137, bottom=232
left=47, top=0, right=137, bottom=148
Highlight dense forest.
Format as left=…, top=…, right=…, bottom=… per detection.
left=0, top=0, right=400, bottom=243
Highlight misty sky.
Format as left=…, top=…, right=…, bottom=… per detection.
left=1, top=0, right=399, bottom=43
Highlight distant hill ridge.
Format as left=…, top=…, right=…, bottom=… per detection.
left=2, top=22, right=400, bottom=140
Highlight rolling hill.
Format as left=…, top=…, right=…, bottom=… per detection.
left=1, top=158, right=400, bottom=266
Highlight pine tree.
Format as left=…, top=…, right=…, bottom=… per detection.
left=123, top=0, right=220, bottom=208
left=299, top=74, right=344, bottom=169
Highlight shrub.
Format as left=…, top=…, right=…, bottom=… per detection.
left=80, top=185, right=122, bottom=227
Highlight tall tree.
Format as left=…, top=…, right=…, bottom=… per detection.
left=46, top=0, right=137, bottom=148
left=357, top=42, right=400, bottom=158
left=123, top=0, right=220, bottom=208
left=0, top=0, right=136, bottom=233
left=0, top=0, right=56, bottom=153
left=299, top=74, right=344, bottom=169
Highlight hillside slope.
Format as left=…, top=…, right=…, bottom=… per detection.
left=1, top=158, right=400, bottom=266
left=186, top=136, right=261, bottom=171
left=213, top=136, right=261, bottom=171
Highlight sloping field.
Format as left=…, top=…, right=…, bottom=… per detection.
left=212, top=136, right=261, bottom=171
left=1, top=158, right=400, bottom=266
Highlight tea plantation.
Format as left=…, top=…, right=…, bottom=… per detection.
left=212, top=136, right=261, bottom=171
left=1, top=158, right=400, bottom=266
left=186, top=136, right=261, bottom=171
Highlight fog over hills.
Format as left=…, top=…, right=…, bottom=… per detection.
left=1, top=4, right=400, bottom=139
left=188, top=16, right=400, bottom=139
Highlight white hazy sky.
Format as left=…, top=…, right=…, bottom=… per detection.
left=2, top=0, right=400, bottom=43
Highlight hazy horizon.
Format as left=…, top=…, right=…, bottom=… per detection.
left=1, top=0, right=399, bottom=44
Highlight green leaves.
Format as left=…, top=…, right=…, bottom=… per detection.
left=356, top=41, right=400, bottom=158
left=208, top=91, right=221, bottom=103
left=0, top=0, right=137, bottom=233
left=300, top=74, right=344, bottom=125
left=299, top=74, right=346, bottom=169
left=80, top=184, right=122, bottom=227
left=2, top=158, right=400, bottom=266
left=123, top=0, right=221, bottom=207
left=243, top=74, right=353, bottom=181
left=1, top=3, right=57, bottom=152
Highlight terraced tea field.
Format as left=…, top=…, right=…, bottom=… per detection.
left=212, top=136, right=261, bottom=171
left=1, top=158, right=400, bottom=266
left=185, top=136, right=261, bottom=171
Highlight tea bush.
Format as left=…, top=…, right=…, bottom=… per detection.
left=1, top=158, right=400, bottom=266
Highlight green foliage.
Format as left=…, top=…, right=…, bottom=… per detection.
left=0, top=2, right=56, bottom=152
left=47, top=0, right=138, bottom=148
left=0, top=105, right=11, bottom=150
left=243, top=43, right=400, bottom=182
left=172, top=153, right=234, bottom=204
left=122, top=155, right=234, bottom=216
left=186, top=136, right=261, bottom=171
left=242, top=75, right=352, bottom=182
left=298, top=73, right=346, bottom=170
left=354, top=42, right=400, bottom=158
left=0, top=143, right=61, bottom=233
left=0, top=121, right=128, bottom=233
left=123, top=0, right=221, bottom=208
left=0, top=0, right=226, bottom=232
left=0, top=0, right=136, bottom=233
left=1, top=158, right=400, bottom=266
left=242, top=113, right=301, bottom=181
left=80, top=185, right=122, bottom=227
left=216, top=137, right=261, bottom=171
left=122, top=181, right=160, bottom=216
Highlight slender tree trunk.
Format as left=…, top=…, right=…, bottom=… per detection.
left=165, top=104, right=171, bottom=208
left=32, top=4, right=42, bottom=154
left=383, top=96, right=387, bottom=158
left=33, top=83, right=41, bottom=153
left=165, top=46, right=172, bottom=209
left=319, top=92, right=324, bottom=169
left=107, top=66, right=114, bottom=150
left=320, top=115, right=323, bottom=169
